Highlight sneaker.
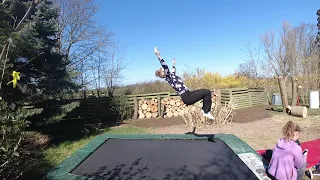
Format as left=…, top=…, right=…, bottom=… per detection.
left=154, top=47, right=162, bottom=59
left=202, top=110, right=214, bottom=120
left=154, top=47, right=161, bottom=57
left=306, top=166, right=320, bottom=179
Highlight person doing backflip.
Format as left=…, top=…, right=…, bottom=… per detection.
left=153, top=47, right=214, bottom=120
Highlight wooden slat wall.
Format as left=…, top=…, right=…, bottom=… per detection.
left=27, top=88, right=268, bottom=121
left=220, top=88, right=268, bottom=109
left=249, top=88, right=268, bottom=106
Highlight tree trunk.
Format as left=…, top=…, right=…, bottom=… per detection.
left=291, top=76, right=298, bottom=106
left=278, top=76, right=289, bottom=112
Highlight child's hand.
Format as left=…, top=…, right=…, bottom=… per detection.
left=303, top=149, right=308, bottom=157
left=172, top=58, right=176, bottom=64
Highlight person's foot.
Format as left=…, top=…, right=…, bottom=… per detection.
left=202, top=110, right=214, bottom=120
left=306, top=165, right=320, bottom=179
left=154, top=47, right=162, bottom=59
left=154, top=47, right=159, bottom=54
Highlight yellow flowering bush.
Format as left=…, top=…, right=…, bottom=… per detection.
left=182, top=68, right=247, bottom=90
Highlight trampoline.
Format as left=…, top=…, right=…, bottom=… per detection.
left=44, top=134, right=271, bottom=180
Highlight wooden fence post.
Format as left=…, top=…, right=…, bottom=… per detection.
left=215, top=89, right=221, bottom=107
left=133, top=96, right=138, bottom=119
left=157, top=95, right=161, bottom=118
left=248, top=88, right=253, bottom=107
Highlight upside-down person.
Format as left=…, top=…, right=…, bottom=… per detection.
left=153, top=47, right=214, bottom=120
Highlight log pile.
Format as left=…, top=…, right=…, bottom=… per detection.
left=136, top=91, right=231, bottom=124
left=182, top=99, right=235, bottom=127
left=138, top=98, right=159, bottom=119
left=137, top=96, right=190, bottom=119
left=216, top=100, right=235, bottom=124
left=161, top=97, right=187, bottom=118
left=182, top=101, right=214, bottom=128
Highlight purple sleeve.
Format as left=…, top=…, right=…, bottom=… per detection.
left=293, top=145, right=306, bottom=169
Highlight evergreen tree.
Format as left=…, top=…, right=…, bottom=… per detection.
left=0, top=0, right=79, bottom=103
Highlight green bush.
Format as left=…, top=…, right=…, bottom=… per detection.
left=0, top=101, right=29, bottom=180
left=108, top=95, right=134, bottom=120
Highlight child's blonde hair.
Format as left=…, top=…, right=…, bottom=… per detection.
left=155, top=68, right=165, bottom=78
left=282, top=121, right=301, bottom=141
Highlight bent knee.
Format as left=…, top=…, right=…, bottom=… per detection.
left=205, top=89, right=211, bottom=95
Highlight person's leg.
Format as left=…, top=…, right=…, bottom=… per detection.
left=297, top=162, right=307, bottom=180
left=181, top=89, right=212, bottom=112
left=181, top=89, right=214, bottom=119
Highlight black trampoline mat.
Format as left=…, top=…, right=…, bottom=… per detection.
left=71, top=138, right=259, bottom=180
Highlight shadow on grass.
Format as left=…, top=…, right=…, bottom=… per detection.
left=19, top=97, right=133, bottom=179
left=265, top=106, right=283, bottom=112
left=26, top=97, right=132, bottom=145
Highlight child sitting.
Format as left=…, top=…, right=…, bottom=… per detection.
left=267, top=121, right=307, bottom=180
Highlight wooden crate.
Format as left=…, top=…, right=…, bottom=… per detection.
left=221, top=88, right=267, bottom=109
left=221, top=88, right=251, bottom=109
left=249, top=88, right=268, bottom=106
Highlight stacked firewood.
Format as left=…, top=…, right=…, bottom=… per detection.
left=182, top=99, right=235, bottom=127
left=182, top=101, right=214, bottom=127
left=161, top=97, right=187, bottom=118
left=137, top=93, right=235, bottom=126
left=216, top=100, right=235, bottom=124
left=138, top=98, right=159, bottom=119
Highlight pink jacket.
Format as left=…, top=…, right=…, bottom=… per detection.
left=268, top=138, right=306, bottom=180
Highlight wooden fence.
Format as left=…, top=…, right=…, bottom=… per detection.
left=221, top=88, right=268, bottom=109
left=22, top=87, right=268, bottom=121
left=127, top=87, right=268, bottom=119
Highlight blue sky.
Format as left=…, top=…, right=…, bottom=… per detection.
left=94, top=0, right=319, bottom=85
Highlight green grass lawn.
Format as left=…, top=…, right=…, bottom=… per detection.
left=37, top=125, right=150, bottom=178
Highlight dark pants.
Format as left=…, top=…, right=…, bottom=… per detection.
left=180, top=89, right=212, bottom=113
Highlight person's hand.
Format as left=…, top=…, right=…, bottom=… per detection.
left=172, top=58, right=176, bottom=65
left=303, top=149, right=308, bottom=158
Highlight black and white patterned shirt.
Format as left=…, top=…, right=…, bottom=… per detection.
left=158, top=58, right=189, bottom=95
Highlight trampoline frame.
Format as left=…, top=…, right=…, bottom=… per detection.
left=44, top=133, right=269, bottom=180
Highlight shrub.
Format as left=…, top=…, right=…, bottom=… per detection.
left=108, top=95, right=134, bottom=120
left=182, top=68, right=246, bottom=90
left=0, top=101, right=29, bottom=179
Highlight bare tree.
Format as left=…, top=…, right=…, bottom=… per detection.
left=87, top=52, right=107, bottom=97
left=293, top=23, right=319, bottom=103
left=52, top=0, right=113, bottom=94
left=240, top=22, right=319, bottom=109
left=259, top=22, right=300, bottom=111
left=103, top=41, right=127, bottom=97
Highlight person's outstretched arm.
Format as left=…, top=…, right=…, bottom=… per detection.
left=154, top=47, right=170, bottom=75
left=172, top=58, right=176, bottom=74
